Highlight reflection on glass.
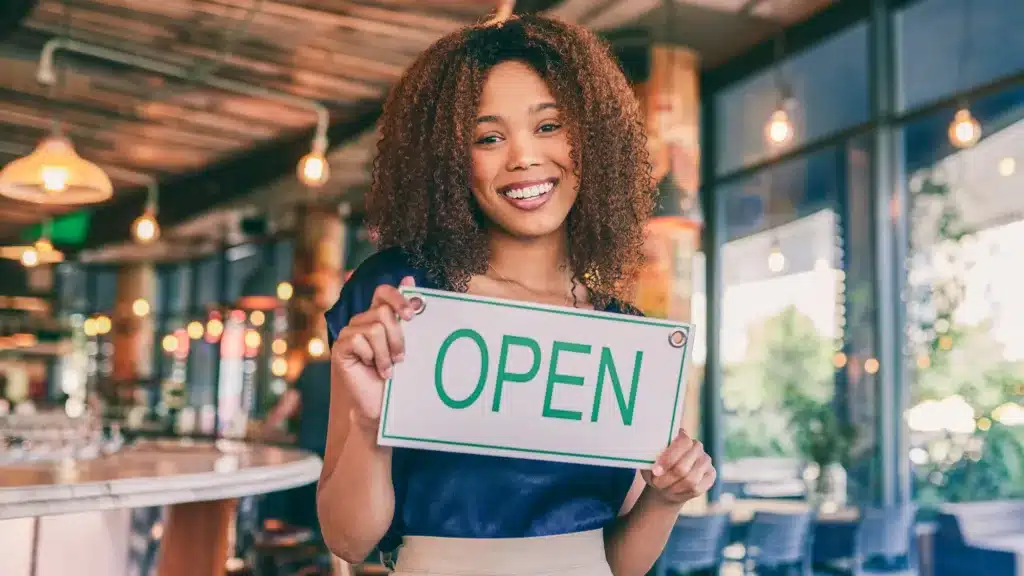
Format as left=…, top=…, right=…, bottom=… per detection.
left=718, top=143, right=868, bottom=503
left=896, top=0, right=1024, bottom=112
left=903, top=87, right=1024, bottom=506
left=714, top=23, right=869, bottom=176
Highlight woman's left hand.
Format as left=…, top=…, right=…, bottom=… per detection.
left=641, top=431, right=717, bottom=505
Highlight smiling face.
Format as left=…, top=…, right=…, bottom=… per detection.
left=469, top=60, right=579, bottom=239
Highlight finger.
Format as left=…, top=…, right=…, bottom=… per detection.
left=399, top=275, right=416, bottom=288
left=348, top=333, right=375, bottom=367
left=363, top=323, right=394, bottom=379
left=370, top=304, right=405, bottom=361
left=696, top=465, right=718, bottom=493
left=653, top=447, right=706, bottom=490
left=652, top=433, right=695, bottom=476
left=666, top=458, right=716, bottom=496
left=370, top=284, right=414, bottom=320
left=336, top=330, right=374, bottom=366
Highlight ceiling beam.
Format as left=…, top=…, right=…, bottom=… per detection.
left=68, top=100, right=384, bottom=249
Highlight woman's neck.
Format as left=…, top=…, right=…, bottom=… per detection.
left=485, top=227, right=572, bottom=293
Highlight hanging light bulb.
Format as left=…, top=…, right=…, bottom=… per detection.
left=132, top=182, right=161, bottom=244
left=132, top=210, right=160, bottom=243
left=765, top=105, right=794, bottom=146
left=768, top=239, right=786, bottom=273
left=0, top=135, right=113, bottom=204
left=297, top=133, right=330, bottom=188
left=948, top=107, right=981, bottom=148
left=298, top=153, right=328, bottom=187
left=20, top=247, right=39, bottom=268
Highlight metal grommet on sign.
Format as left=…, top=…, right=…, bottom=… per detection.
left=668, top=329, right=687, bottom=348
left=408, top=295, right=426, bottom=315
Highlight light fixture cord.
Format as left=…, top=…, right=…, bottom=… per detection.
left=770, top=0, right=790, bottom=106
left=146, top=181, right=159, bottom=215
left=954, top=0, right=972, bottom=108
left=48, top=0, right=73, bottom=137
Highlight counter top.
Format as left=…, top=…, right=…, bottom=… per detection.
left=0, top=439, right=322, bottom=520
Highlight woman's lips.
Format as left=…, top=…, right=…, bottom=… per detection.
left=498, top=178, right=557, bottom=211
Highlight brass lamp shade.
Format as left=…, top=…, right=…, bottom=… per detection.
left=0, top=136, right=113, bottom=204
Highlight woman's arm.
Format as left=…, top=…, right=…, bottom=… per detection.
left=604, top=434, right=716, bottom=576
left=316, top=279, right=417, bottom=562
left=315, top=382, right=395, bottom=562
left=604, top=478, right=687, bottom=575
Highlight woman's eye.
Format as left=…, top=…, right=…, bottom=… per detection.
left=538, top=123, right=562, bottom=133
left=475, top=134, right=502, bottom=145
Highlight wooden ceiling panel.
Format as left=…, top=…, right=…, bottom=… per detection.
left=0, top=0, right=496, bottom=242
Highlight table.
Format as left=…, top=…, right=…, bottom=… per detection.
left=0, top=439, right=322, bottom=576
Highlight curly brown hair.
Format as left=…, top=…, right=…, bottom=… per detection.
left=367, top=14, right=653, bottom=308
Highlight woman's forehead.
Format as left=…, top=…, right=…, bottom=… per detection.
left=477, top=61, right=558, bottom=115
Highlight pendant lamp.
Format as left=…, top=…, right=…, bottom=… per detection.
left=0, top=133, right=113, bottom=205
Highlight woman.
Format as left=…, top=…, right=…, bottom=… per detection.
left=318, top=13, right=716, bottom=576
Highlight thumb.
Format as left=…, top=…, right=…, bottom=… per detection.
left=400, top=275, right=416, bottom=288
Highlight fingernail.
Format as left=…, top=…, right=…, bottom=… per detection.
left=382, top=367, right=393, bottom=379
left=394, top=353, right=405, bottom=363
left=652, top=465, right=664, bottom=476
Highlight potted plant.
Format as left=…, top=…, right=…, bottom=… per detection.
left=788, top=392, right=856, bottom=507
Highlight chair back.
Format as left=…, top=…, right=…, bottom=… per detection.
left=856, top=504, right=917, bottom=563
left=744, top=510, right=814, bottom=568
left=656, top=513, right=730, bottom=574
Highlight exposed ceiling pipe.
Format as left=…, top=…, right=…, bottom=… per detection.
left=36, top=37, right=330, bottom=157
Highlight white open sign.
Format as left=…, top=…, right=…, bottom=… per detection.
left=377, top=287, right=694, bottom=469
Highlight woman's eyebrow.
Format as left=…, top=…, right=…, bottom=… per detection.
left=475, top=102, right=560, bottom=125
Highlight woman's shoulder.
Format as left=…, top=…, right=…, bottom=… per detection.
left=341, top=247, right=441, bottom=299
left=345, top=246, right=424, bottom=289
left=325, top=247, right=427, bottom=345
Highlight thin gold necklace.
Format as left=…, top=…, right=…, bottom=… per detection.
left=487, top=263, right=573, bottom=307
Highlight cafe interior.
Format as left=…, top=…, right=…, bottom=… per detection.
left=0, top=0, right=1021, bottom=575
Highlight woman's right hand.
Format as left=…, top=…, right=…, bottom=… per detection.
left=332, top=276, right=418, bottom=429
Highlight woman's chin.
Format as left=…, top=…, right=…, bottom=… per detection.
left=493, top=216, right=569, bottom=240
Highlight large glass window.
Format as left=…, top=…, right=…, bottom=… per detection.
left=717, top=139, right=871, bottom=502
left=714, top=23, right=870, bottom=177
left=901, top=86, right=1024, bottom=506
left=896, top=0, right=1024, bottom=112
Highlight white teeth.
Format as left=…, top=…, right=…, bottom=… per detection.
left=502, top=182, right=554, bottom=200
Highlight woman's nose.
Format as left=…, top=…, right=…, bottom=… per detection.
left=506, top=134, right=541, bottom=171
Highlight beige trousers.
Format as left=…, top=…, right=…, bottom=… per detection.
left=390, top=529, right=614, bottom=576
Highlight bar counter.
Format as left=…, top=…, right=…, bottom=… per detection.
left=0, top=439, right=322, bottom=576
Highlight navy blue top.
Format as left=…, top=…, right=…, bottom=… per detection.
left=324, top=248, right=638, bottom=550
